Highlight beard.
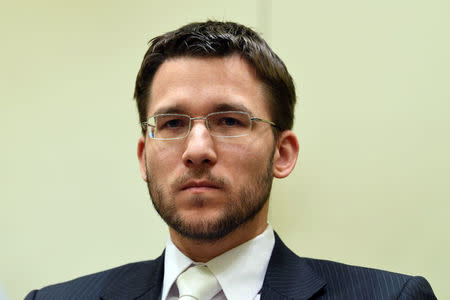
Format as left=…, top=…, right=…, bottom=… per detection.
left=145, top=152, right=274, bottom=241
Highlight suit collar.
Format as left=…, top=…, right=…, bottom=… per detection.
left=261, top=233, right=326, bottom=300
left=98, top=233, right=326, bottom=300
left=100, top=252, right=164, bottom=300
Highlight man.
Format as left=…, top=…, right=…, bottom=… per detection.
left=25, top=21, right=436, bottom=300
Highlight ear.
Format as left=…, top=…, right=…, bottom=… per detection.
left=137, top=136, right=148, bottom=182
left=272, top=130, right=299, bottom=178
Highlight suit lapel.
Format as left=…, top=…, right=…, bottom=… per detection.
left=98, top=234, right=325, bottom=300
left=100, top=252, right=165, bottom=300
left=260, top=233, right=326, bottom=300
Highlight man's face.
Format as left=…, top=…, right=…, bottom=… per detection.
left=138, top=55, right=277, bottom=241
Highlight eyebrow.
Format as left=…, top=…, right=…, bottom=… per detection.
left=213, top=103, right=252, bottom=114
left=153, top=104, right=187, bottom=115
left=152, top=102, right=254, bottom=116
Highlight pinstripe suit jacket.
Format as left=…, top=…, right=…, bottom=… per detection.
left=25, top=233, right=436, bottom=300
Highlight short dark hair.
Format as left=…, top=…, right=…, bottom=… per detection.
left=134, top=20, right=296, bottom=134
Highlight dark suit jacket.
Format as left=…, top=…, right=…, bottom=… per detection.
left=25, top=233, right=437, bottom=299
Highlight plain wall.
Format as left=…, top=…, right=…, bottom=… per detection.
left=1, top=1, right=448, bottom=299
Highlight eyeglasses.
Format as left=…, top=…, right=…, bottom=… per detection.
left=141, top=111, right=278, bottom=140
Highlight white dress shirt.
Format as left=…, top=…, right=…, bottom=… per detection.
left=161, top=224, right=275, bottom=300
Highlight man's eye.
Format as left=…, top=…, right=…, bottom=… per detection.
left=160, top=118, right=186, bottom=129
left=167, top=119, right=182, bottom=127
left=220, top=117, right=240, bottom=126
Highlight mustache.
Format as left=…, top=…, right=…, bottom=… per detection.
left=172, top=168, right=227, bottom=190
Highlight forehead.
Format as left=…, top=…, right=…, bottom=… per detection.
left=147, top=55, right=270, bottom=117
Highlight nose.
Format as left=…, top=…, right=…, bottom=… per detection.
left=181, top=120, right=218, bottom=167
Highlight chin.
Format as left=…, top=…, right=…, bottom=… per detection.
left=171, top=210, right=239, bottom=241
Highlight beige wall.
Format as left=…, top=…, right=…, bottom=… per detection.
left=1, top=1, right=448, bottom=299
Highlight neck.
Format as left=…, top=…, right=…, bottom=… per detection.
left=169, top=202, right=269, bottom=262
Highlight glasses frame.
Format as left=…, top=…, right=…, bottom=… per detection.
left=141, top=110, right=279, bottom=140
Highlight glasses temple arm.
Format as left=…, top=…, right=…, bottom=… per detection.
left=251, top=118, right=281, bottom=130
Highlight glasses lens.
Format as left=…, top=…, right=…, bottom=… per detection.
left=208, top=112, right=251, bottom=137
left=152, top=114, right=190, bottom=139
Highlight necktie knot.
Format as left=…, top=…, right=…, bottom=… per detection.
left=176, top=265, right=221, bottom=300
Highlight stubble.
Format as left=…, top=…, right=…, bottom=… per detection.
left=145, top=153, right=274, bottom=241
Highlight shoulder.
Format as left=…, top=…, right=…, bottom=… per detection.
left=24, top=258, right=164, bottom=300
left=266, top=233, right=437, bottom=299
left=303, top=257, right=436, bottom=299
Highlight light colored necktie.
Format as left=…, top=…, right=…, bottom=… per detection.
left=176, top=265, right=221, bottom=300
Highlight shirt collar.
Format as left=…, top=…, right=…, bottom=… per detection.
left=161, top=238, right=192, bottom=300
left=161, top=224, right=275, bottom=300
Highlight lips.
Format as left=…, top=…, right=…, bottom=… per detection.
left=180, top=180, right=220, bottom=191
